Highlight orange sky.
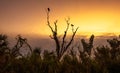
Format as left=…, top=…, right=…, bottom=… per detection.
left=0, top=0, right=120, bottom=37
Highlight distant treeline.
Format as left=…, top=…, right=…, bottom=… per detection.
left=0, top=34, right=120, bottom=73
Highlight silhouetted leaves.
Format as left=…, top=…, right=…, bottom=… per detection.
left=0, top=34, right=120, bottom=73
left=81, top=35, right=94, bottom=56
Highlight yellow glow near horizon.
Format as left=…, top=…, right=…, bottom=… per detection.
left=36, top=9, right=120, bottom=37
left=27, top=8, right=120, bottom=37
left=1, top=0, right=120, bottom=37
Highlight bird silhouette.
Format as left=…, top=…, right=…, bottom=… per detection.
left=47, top=8, right=50, bottom=12
left=71, top=24, right=74, bottom=27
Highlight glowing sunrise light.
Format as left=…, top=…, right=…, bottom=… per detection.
left=0, top=0, right=120, bottom=37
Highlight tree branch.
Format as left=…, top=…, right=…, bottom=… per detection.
left=61, top=27, right=79, bottom=58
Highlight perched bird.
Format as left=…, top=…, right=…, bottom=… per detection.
left=47, top=8, right=50, bottom=12
left=71, top=24, right=74, bottom=27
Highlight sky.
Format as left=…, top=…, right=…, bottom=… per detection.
left=0, top=0, right=120, bottom=37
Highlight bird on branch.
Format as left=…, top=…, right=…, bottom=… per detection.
left=47, top=8, right=50, bottom=12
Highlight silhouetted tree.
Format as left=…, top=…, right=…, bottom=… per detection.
left=11, top=35, right=32, bottom=57
left=94, top=36, right=120, bottom=73
left=107, top=38, right=120, bottom=49
left=81, top=35, right=94, bottom=56
left=0, top=34, right=10, bottom=73
left=47, top=8, right=79, bottom=61
left=0, top=34, right=9, bottom=55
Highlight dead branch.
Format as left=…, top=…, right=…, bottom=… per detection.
left=46, top=8, right=79, bottom=60
left=11, top=35, right=32, bottom=57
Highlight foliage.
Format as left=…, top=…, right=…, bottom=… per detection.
left=0, top=34, right=120, bottom=73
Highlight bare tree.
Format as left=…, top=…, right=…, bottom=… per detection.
left=11, top=35, right=32, bottom=57
left=46, top=8, right=79, bottom=61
